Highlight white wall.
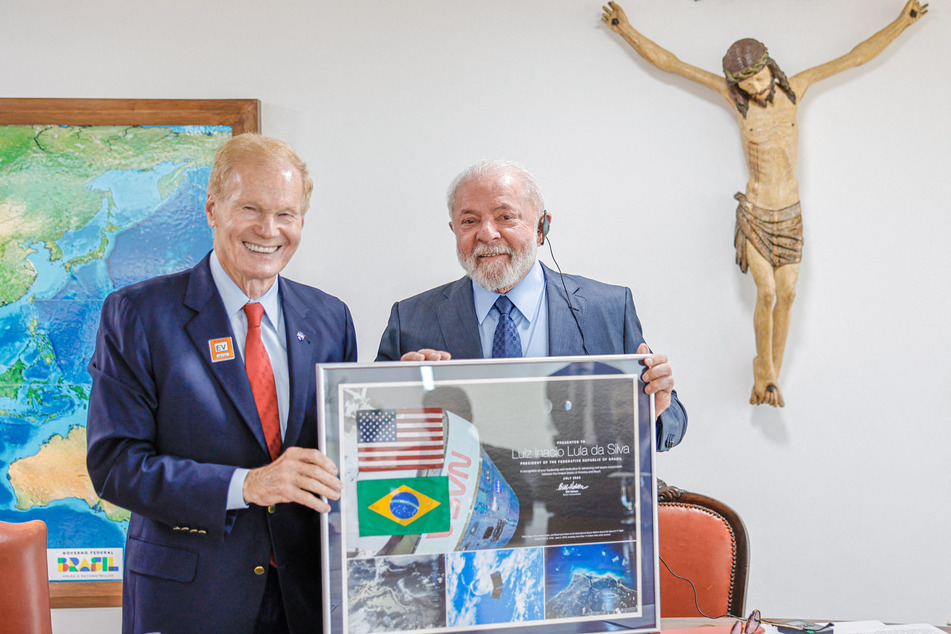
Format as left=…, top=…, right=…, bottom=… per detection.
left=4, top=0, right=949, bottom=630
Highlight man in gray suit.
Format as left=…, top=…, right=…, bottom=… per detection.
left=377, top=159, right=686, bottom=451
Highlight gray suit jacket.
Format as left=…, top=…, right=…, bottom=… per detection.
left=376, top=264, right=686, bottom=450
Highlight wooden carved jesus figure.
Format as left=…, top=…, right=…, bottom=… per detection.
left=602, top=1, right=927, bottom=406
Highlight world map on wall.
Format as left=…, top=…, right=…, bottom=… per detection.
left=0, top=124, right=230, bottom=561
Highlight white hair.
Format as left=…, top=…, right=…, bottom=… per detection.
left=446, top=159, right=545, bottom=219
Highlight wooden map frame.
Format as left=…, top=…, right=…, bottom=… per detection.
left=0, top=98, right=259, bottom=131
left=0, top=98, right=260, bottom=609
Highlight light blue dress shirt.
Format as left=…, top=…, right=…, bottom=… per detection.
left=472, top=259, right=549, bottom=358
left=209, top=251, right=290, bottom=510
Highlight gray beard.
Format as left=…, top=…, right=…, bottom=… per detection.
left=458, top=241, right=537, bottom=292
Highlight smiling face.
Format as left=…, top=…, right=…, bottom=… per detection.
left=205, top=158, right=304, bottom=299
left=450, top=170, right=542, bottom=294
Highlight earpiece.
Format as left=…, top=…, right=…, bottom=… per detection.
left=543, top=215, right=589, bottom=355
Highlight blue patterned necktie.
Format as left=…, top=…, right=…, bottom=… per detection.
left=491, top=296, right=521, bottom=358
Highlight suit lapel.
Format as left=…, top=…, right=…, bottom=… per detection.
left=279, top=279, right=313, bottom=449
left=183, top=256, right=269, bottom=456
left=544, top=264, right=587, bottom=356
left=437, top=276, right=484, bottom=359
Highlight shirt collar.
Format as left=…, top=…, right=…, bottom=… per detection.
left=472, top=259, right=545, bottom=324
left=209, top=250, right=281, bottom=326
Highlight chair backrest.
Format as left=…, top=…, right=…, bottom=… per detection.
left=0, top=520, right=53, bottom=634
left=657, top=480, right=749, bottom=618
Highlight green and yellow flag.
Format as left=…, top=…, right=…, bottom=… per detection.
left=357, top=476, right=450, bottom=537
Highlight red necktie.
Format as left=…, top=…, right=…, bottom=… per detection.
left=243, top=302, right=282, bottom=461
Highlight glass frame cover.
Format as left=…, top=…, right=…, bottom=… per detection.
left=318, top=355, right=660, bottom=634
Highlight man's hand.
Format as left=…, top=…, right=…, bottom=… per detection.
left=400, top=349, right=452, bottom=362
left=637, top=342, right=674, bottom=417
left=601, top=1, right=630, bottom=32
left=243, top=447, right=342, bottom=513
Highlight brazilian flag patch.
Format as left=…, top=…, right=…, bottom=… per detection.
left=357, top=476, right=450, bottom=537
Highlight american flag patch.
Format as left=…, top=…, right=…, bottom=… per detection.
left=356, top=408, right=445, bottom=472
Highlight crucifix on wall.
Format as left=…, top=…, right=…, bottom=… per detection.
left=601, top=1, right=927, bottom=406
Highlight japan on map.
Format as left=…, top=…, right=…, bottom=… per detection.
left=0, top=124, right=230, bottom=580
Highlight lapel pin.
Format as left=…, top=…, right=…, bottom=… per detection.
left=296, top=331, right=306, bottom=342
left=208, top=337, right=235, bottom=362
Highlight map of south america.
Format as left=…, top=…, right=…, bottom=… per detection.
left=0, top=124, right=229, bottom=562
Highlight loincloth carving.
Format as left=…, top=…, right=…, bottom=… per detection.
left=734, top=192, right=803, bottom=273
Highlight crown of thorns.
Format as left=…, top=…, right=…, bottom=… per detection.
left=724, top=49, right=770, bottom=83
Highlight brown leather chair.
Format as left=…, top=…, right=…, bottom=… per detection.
left=0, top=520, right=53, bottom=634
left=657, top=480, right=749, bottom=618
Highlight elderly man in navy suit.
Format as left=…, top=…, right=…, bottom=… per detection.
left=87, top=134, right=356, bottom=633
left=377, top=159, right=686, bottom=451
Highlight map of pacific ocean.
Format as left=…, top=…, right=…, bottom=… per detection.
left=0, top=124, right=230, bottom=567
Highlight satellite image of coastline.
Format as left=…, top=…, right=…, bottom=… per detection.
left=0, top=124, right=228, bottom=567
left=347, top=555, right=446, bottom=633
left=545, top=542, right=639, bottom=619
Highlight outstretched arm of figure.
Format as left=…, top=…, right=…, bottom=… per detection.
left=792, top=0, right=928, bottom=97
left=601, top=1, right=730, bottom=101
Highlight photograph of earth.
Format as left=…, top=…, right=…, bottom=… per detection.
left=346, top=555, right=446, bottom=633
left=446, top=547, right=544, bottom=627
left=545, top=542, right=639, bottom=619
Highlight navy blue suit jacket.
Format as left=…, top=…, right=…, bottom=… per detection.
left=87, top=253, right=356, bottom=634
left=376, top=264, right=686, bottom=450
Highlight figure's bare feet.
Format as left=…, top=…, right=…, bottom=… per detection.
left=750, top=382, right=784, bottom=407
left=751, top=357, right=785, bottom=407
